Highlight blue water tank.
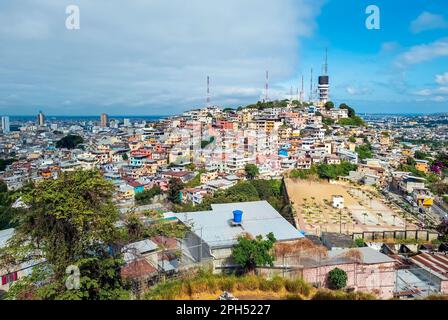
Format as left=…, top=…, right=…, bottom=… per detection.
left=233, top=210, right=243, bottom=223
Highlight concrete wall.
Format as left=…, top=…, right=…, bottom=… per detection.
left=301, top=262, right=396, bottom=299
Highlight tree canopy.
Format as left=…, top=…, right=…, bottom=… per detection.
left=328, top=267, right=348, bottom=290
left=56, top=135, right=84, bottom=149
left=232, top=232, right=276, bottom=273
left=244, top=164, right=259, bottom=180
left=0, top=170, right=128, bottom=300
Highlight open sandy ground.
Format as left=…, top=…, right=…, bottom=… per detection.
left=285, top=179, right=414, bottom=235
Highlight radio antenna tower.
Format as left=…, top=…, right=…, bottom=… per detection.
left=309, top=68, right=313, bottom=102
left=300, top=75, right=304, bottom=103
left=324, top=47, right=328, bottom=75
left=206, top=76, right=211, bottom=107
left=265, top=70, right=269, bottom=102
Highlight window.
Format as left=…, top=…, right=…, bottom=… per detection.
left=1, top=272, right=18, bottom=285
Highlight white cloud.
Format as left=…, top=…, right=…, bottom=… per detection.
left=346, top=86, right=372, bottom=96
left=0, top=0, right=324, bottom=115
left=410, top=11, right=448, bottom=34
left=395, top=38, right=448, bottom=68
left=435, top=71, right=448, bottom=85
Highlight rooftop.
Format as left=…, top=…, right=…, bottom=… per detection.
left=175, top=200, right=303, bottom=249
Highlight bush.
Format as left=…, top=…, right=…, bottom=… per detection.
left=311, top=289, right=376, bottom=300
left=285, top=279, right=311, bottom=296
left=328, top=268, right=348, bottom=290
left=237, top=275, right=259, bottom=291
left=270, top=276, right=285, bottom=291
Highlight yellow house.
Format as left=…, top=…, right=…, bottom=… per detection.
left=415, top=160, right=429, bottom=173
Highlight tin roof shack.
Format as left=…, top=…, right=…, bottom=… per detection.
left=175, top=201, right=304, bottom=272
left=409, top=252, right=448, bottom=294
left=321, top=232, right=355, bottom=250
left=300, top=247, right=396, bottom=299
left=120, top=239, right=160, bottom=289
left=0, top=228, right=42, bottom=292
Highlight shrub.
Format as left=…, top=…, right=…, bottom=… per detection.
left=311, top=289, right=375, bottom=300
left=328, top=268, right=348, bottom=290
left=270, top=276, right=285, bottom=292
left=285, top=279, right=311, bottom=296
left=237, top=275, right=259, bottom=291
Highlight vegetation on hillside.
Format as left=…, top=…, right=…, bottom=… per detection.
left=143, top=269, right=376, bottom=300
left=135, top=185, right=162, bottom=205
left=0, top=158, right=17, bottom=171
left=232, top=233, right=276, bottom=273
left=55, top=134, right=84, bottom=149
left=0, top=170, right=129, bottom=300
left=355, top=143, right=373, bottom=161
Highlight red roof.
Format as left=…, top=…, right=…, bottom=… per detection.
left=121, top=259, right=157, bottom=279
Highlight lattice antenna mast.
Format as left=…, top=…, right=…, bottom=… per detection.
left=206, top=76, right=211, bottom=107
left=324, top=48, right=328, bottom=75
left=264, top=70, right=269, bottom=102
left=300, top=75, right=304, bottom=103
left=309, top=68, right=313, bottom=102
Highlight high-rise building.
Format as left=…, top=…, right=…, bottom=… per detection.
left=1, top=116, right=10, bottom=133
left=318, top=49, right=330, bottom=104
left=100, top=113, right=108, bottom=128
left=124, top=118, right=131, bottom=127
left=37, top=111, right=45, bottom=126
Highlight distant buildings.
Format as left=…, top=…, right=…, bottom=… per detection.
left=1, top=116, right=10, bottom=133
left=37, top=111, right=45, bottom=126
left=100, top=113, right=108, bottom=128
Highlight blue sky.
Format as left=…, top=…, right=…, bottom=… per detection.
left=0, top=0, right=447, bottom=115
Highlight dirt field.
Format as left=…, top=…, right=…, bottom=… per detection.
left=285, top=179, right=414, bottom=235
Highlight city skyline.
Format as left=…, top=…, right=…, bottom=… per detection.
left=0, top=0, right=447, bottom=115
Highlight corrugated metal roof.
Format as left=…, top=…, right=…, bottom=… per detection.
left=175, top=201, right=303, bottom=248
left=0, top=228, right=14, bottom=248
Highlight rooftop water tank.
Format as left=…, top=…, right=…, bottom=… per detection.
left=233, top=210, right=243, bottom=223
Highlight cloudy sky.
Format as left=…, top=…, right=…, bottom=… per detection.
left=0, top=0, right=447, bottom=115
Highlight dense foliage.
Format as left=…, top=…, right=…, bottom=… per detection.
left=232, top=232, right=276, bottom=272
left=134, top=185, right=162, bottom=205
left=317, top=162, right=358, bottom=180
left=328, top=268, right=348, bottom=290
left=0, top=158, right=17, bottom=171
left=355, top=143, right=373, bottom=161
left=0, top=170, right=129, bottom=300
left=244, top=164, right=259, bottom=180
left=56, top=135, right=84, bottom=149
left=168, top=178, right=184, bottom=204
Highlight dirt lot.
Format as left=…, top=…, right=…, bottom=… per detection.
left=285, top=179, right=413, bottom=235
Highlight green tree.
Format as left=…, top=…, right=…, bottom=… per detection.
left=56, top=135, right=84, bottom=149
left=324, top=101, right=334, bottom=110
left=232, top=232, right=276, bottom=273
left=339, top=103, right=356, bottom=117
left=244, top=164, right=260, bottom=180
left=328, top=268, right=348, bottom=290
left=135, top=185, right=162, bottom=205
left=0, top=170, right=129, bottom=300
left=355, top=144, right=373, bottom=161
left=168, top=178, right=184, bottom=204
